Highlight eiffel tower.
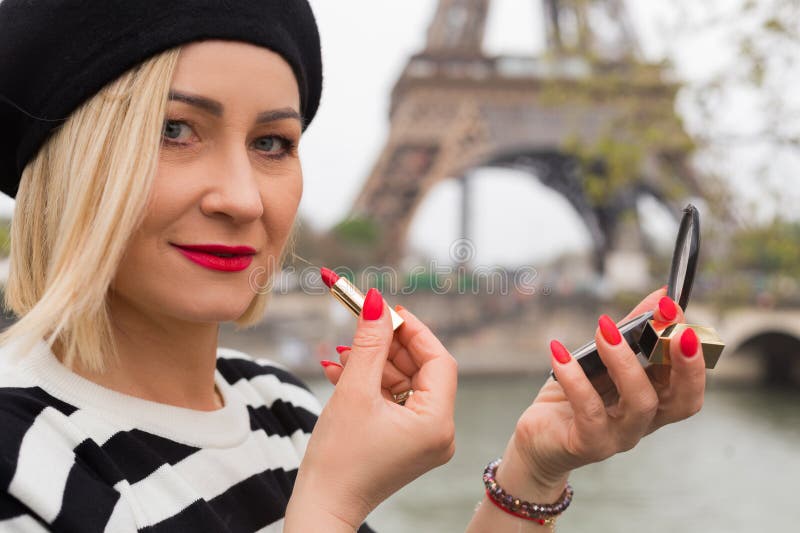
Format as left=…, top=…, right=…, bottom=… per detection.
left=350, top=0, right=701, bottom=271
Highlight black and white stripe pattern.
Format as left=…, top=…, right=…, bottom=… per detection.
left=0, top=341, right=376, bottom=532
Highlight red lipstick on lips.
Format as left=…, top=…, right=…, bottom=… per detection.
left=171, top=243, right=256, bottom=272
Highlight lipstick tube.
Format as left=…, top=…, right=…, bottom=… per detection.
left=327, top=275, right=404, bottom=330
left=639, top=320, right=724, bottom=368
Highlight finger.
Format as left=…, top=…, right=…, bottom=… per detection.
left=392, top=306, right=450, bottom=367
left=320, top=360, right=343, bottom=386
left=336, top=345, right=350, bottom=357
left=339, top=345, right=414, bottom=395
left=651, top=326, right=706, bottom=429
left=646, top=363, right=672, bottom=391
left=388, top=333, right=420, bottom=377
left=620, top=286, right=668, bottom=323
left=644, top=295, right=686, bottom=390
left=339, top=288, right=395, bottom=393
left=589, top=372, right=621, bottom=407
left=595, top=315, right=658, bottom=443
left=549, top=339, right=609, bottom=435
left=392, top=306, right=458, bottom=408
left=362, top=336, right=420, bottom=377
left=651, top=295, right=685, bottom=331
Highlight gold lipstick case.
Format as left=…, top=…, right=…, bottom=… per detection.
left=330, top=278, right=405, bottom=330
left=639, top=320, right=725, bottom=368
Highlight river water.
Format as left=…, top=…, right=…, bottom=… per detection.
left=307, top=377, right=800, bottom=532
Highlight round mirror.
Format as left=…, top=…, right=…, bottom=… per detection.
left=549, top=203, right=702, bottom=387
left=666, top=204, right=700, bottom=311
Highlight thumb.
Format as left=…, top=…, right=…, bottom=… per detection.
left=340, top=288, right=394, bottom=392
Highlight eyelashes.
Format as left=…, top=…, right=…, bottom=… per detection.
left=160, top=118, right=297, bottom=161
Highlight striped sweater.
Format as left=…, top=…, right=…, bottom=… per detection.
left=0, top=337, right=375, bottom=532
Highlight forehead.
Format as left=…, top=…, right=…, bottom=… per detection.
left=170, top=40, right=300, bottom=110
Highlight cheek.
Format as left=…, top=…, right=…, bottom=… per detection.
left=262, top=173, right=302, bottom=235
left=144, top=162, right=191, bottom=229
left=257, top=182, right=300, bottom=277
left=112, top=170, right=190, bottom=284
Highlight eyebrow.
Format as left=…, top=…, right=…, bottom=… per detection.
left=167, top=90, right=304, bottom=127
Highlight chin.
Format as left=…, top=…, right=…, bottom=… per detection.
left=209, top=302, right=254, bottom=323
left=178, top=308, right=251, bottom=325
left=167, top=293, right=255, bottom=324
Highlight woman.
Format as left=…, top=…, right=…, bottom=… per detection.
left=0, top=1, right=706, bottom=531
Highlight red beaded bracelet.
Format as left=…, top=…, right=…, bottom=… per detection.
left=483, top=458, right=573, bottom=525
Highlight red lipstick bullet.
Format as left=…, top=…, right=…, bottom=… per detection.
left=320, top=267, right=404, bottom=330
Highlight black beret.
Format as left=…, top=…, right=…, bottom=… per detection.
left=0, top=0, right=323, bottom=198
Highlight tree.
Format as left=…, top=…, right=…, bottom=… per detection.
left=666, top=0, right=800, bottom=222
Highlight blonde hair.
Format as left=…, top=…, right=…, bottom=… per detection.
left=0, top=46, right=272, bottom=372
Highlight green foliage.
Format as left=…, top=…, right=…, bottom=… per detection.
left=763, top=18, right=785, bottom=34
left=332, top=218, right=380, bottom=246
left=542, top=60, right=696, bottom=210
left=404, top=270, right=441, bottom=291
left=671, top=0, right=799, bottom=210
left=731, top=219, right=800, bottom=278
left=288, top=216, right=385, bottom=272
left=700, top=217, right=800, bottom=308
left=566, top=134, right=642, bottom=205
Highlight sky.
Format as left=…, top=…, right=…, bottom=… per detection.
left=2, top=0, right=796, bottom=268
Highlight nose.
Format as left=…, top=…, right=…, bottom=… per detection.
left=200, top=143, right=264, bottom=223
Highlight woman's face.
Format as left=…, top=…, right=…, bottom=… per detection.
left=111, top=40, right=303, bottom=326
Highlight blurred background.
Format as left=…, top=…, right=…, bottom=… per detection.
left=1, top=0, right=799, bottom=531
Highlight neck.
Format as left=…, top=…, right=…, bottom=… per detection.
left=57, top=294, right=223, bottom=411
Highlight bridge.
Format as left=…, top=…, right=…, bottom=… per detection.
left=0, top=281, right=794, bottom=385
left=217, top=289, right=800, bottom=388
left=713, top=308, right=800, bottom=386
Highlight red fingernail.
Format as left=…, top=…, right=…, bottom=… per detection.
left=598, top=315, right=622, bottom=345
left=658, top=296, right=678, bottom=321
left=320, top=360, right=343, bottom=369
left=394, top=304, right=405, bottom=312
left=335, top=345, right=350, bottom=355
left=550, top=340, right=571, bottom=364
left=680, top=328, right=698, bottom=357
left=362, top=288, right=383, bottom=320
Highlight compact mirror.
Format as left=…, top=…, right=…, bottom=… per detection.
left=549, top=204, right=704, bottom=387
left=666, top=205, right=699, bottom=311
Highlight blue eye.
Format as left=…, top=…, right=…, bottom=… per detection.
left=254, top=136, right=286, bottom=154
left=162, top=120, right=192, bottom=142
left=253, top=135, right=296, bottom=161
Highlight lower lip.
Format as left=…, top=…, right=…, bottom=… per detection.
left=173, top=246, right=254, bottom=272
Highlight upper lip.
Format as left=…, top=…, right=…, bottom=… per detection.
left=171, top=243, right=257, bottom=255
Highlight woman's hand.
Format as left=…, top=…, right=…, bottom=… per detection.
left=467, top=287, right=707, bottom=532
left=508, top=286, right=707, bottom=495
left=284, top=289, right=458, bottom=532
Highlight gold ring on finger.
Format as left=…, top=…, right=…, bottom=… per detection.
left=392, top=389, right=414, bottom=405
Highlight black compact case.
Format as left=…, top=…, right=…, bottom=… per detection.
left=549, top=204, right=724, bottom=386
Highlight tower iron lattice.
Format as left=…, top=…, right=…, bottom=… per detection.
left=351, top=0, right=700, bottom=269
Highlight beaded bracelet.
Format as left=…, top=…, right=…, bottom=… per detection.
left=483, top=458, right=573, bottom=526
